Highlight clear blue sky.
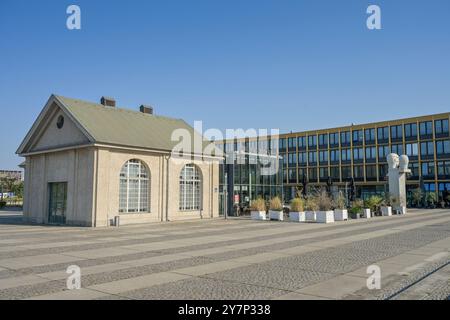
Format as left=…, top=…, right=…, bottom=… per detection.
left=1, top=0, right=449, bottom=170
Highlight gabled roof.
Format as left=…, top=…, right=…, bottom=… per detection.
left=17, top=94, right=214, bottom=155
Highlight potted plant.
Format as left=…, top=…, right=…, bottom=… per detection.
left=381, top=193, right=393, bottom=216
left=269, top=196, right=284, bottom=221
left=364, top=195, right=383, bottom=218
left=426, top=192, right=438, bottom=209
left=315, top=190, right=335, bottom=224
left=411, top=188, right=423, bottom=208
left=349, top=199, right=364, bottom=219
left=289, top=198, right=306, bottom=222
left=250, top=198, right=267, bottom=220
left=305, top=195, right=318, bottom=222
left=333, top=192, right=348, bottom=221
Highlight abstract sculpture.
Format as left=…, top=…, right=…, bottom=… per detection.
left=387, top=153, right=411, bottom=214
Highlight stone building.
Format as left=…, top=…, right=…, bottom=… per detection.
left=17, top=95, right=220, bottom=227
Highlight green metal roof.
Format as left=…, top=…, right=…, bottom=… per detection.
left=56, top=96, right=210, bottom=153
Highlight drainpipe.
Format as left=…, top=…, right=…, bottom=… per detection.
left=164, top=155, right=170, bottom=222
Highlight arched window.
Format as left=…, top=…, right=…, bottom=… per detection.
left=119, top=160, right=149, bottom=213
left=179, top=164, right=202, bottom=211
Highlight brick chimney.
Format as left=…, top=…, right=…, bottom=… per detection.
left=139, top=105, right=153, bottom=115
left=100, top=96, right=116, bottom=107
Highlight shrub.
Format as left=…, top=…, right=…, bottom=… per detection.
left=0, top=201, right=5, bottom=209
left=269, top=197, right=283, bottom=211
left=334, top=192, right=347, bottom=210
left=426, top=192, right=438, bottom=207
left=350, top=199, right=364, bottom=214
left=411, top=188, right=423, bottom=207
left=305, top=195, right=319, bottom=211
left=364, top=195, right=383, bottom=213
left=290, top=198, right=305, bottom=212
left=250, top=198, right=266, bottom=212
left=316, top=190, right=332, bottom=211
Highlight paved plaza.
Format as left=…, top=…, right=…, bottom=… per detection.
left=0, top=209, right=449, bottom=300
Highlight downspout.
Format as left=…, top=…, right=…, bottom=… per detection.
left=165, top=155, right=170, bottom=222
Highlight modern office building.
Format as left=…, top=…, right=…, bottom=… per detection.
left=218, top=112, right=450, bottom=210
left=17, top=95, right=220, bottom=227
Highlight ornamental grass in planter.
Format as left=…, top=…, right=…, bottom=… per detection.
left=289, top=198, right=306, bottom=222
left=315, top=190, right=334, bottom=224
left=364, top=195, right=383, bottom=218
left=333, top=192, right=348, bottom=221
left=269, top=196, right=284, bottom=221
left=305, top=196, right=318, bottom=222
left=381, top=193, right=393, bottom=216
left=250, top=198, right=267, bottom=221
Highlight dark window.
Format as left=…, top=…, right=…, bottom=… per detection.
left=420, top=121, right=433, bottom=136
left=420, top=141, right=434, bottom=156
left=390, top=125, right=403, bottom=140
left=353, top=148, right=364, bottom=161
left=308, top=151, right=317, bottom=163
left=330, top=150, right=340, bottom=162
left=435, top=119, right=449, bottom=136
left=298, top=167, right=307, bottom=180
left=319, top=167, right=328, bottom=179
left=378, top=146, right=390, bottom=161
left=437, top=161, right=450, bottom=176
left=308, top=168, right=317, bottom=181
left=409, top=162, right=420, bottom=178
left=329, top=133, right=339, bottom=146
left=391, top=144, right=404, bottom=156
left=405, top=123, right=418, bottom=138
left=365, top=147, right=376, bottom=160
left=298, top=152, right=307, bottom=165
left=288, top=137, right=296, bottom=150
left=288, top=153, right=297, bottom=167
left=341, top=149, right=351, bottom=162
left=298, top=136, right=306, bottom=149
left=330, top=167, right=340, bottom=179
left=406, top=143, right=418, bottom=157
left=366, top=165, right=377, bottom=179
left=288, top=168, right=297, bottom=183
left=436, top=140, right=450, bottom=155
left=319, top=151, right=328, bottom=163
left=353, top=165, right=364, bottom=179
left=352, top=130, right=363, bottom=143
left=308, top=135, right=317, bottom=147
left=365, top=128, right=375, bottom=143
left=342, top=166, right=352, bottom=179
left=379, top=164, right=388, bottom=180
left=341, top=131, right=351, bottom=145
left=279, top=138, right=286, bottom=151
left=377, top=127, right=389, bottom=141
left=319, top=134, right=328, bottom=147
left=421, top=162, right=435, bottom=177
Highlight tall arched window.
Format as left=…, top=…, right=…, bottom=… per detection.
left=119, top=160, right=149, bottom=213
left=179, top=164, right=202, bottom=211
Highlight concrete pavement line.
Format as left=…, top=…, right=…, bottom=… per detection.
left=25, top=288, right=113, bottom=300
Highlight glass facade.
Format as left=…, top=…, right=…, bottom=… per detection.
left=219, top=114, right=450, bottom=206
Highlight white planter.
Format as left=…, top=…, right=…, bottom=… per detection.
left=305, top=211, right=316, bottom=222
left=251, top=211, right=266, bottom=221
left=381, top=206, right=392, bottom=216
left=269, top=210, right=284, bottom=221
left=399, top=206, right=407, bottom=215
left=363, top=209, right=371, bottom=219
left=316, top=211, right=335, bottom=224
left=334, top=209, right=348, bottom=221
left=289, top=211, right=306, bottom=222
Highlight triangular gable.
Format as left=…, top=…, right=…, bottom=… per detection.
left=16, top=95, right=95, bottom=155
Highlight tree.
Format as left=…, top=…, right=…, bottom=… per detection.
left=0, top=177, right=19, bottom=200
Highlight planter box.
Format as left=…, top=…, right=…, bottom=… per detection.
left=334, top=209, right=348, bottom=221
left=269, top=210, right=284, bottom=221
left=251, top=211, right=267, bottom=221
left=363, top=209, right=371, bottom=219
left=305, top=211, right=316, bottom=222
left=316, top=211, right=335, bottom=224
left=381, top=206, right=392, bottom=217
left=289, top=211, right=306, bottom=222
left=399, top=206, right=407, bottom=215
